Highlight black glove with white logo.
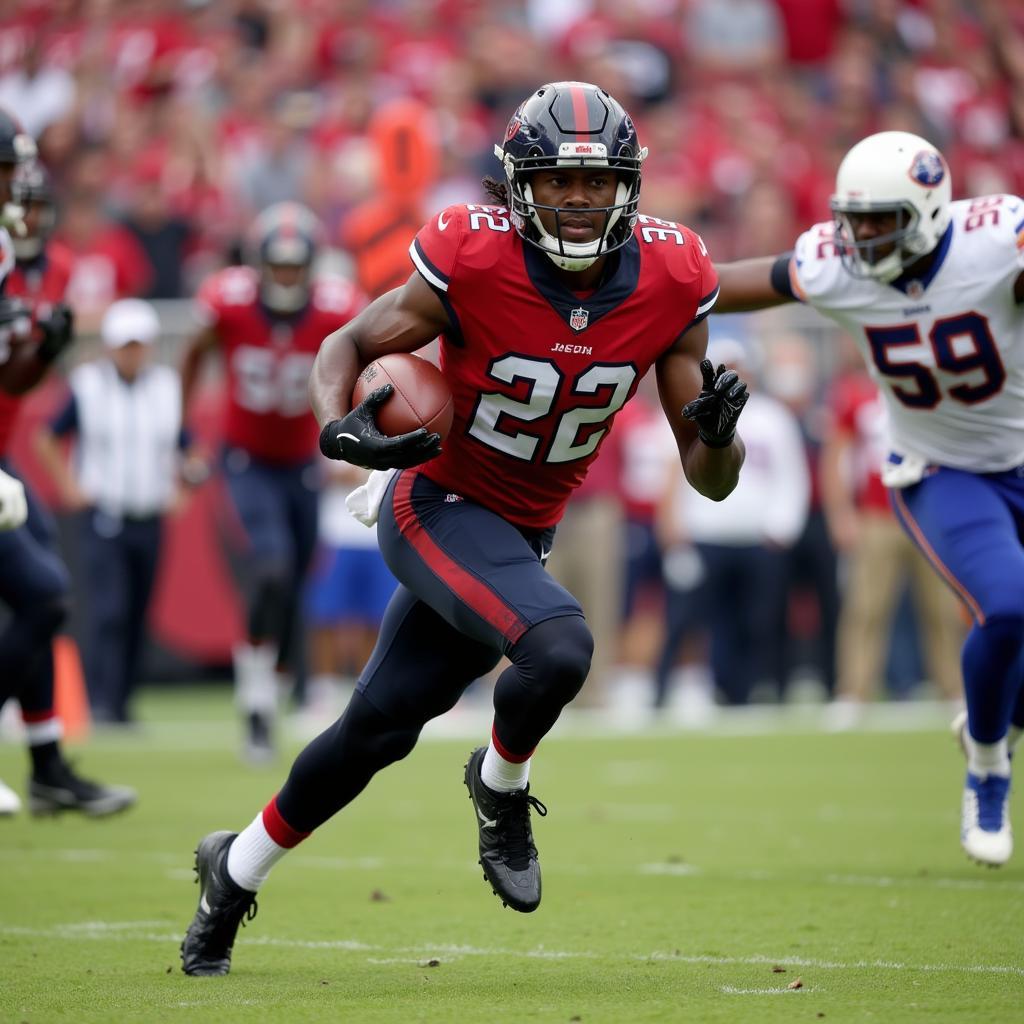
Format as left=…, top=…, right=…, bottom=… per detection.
left=318, top=384, right=442, bottom=470
left=681, top=359, right=749, bottom=449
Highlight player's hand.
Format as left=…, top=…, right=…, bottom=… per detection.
left=0, top=466, right=27, bottom=531
left=681, top=359, right=749, bottom=448
left=319, top=384, right=443, bottom=470
left=35, top=302, right=74, bottom=364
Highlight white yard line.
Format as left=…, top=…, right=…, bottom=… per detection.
left=0, top=921, right=1021, bottom=977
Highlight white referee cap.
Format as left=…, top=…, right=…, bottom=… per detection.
left=101, top=298, right=160, bottom=349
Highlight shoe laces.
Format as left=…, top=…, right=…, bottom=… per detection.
left=494, top=790, right=547, bottom=868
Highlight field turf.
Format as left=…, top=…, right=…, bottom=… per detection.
left=0, top=687, right=1020, bottom=1023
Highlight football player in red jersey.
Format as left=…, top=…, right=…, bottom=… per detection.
left=181, top=202, right=367, bottom=762
left=182, top=82, right=750, bottom=975
left=0, top=141, right=136, bottom=818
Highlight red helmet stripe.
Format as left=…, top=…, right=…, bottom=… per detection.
left=570, top=84, right=590, bottom=135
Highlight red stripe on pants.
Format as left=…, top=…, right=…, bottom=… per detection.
left=392, top=471, right=528, bottom=644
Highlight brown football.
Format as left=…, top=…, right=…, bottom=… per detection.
left=351, top=352, right=454, bottom=440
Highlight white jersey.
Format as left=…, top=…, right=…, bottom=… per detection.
left=791, top=195, right=1024, bottom=474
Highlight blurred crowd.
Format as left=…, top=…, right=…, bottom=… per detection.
left=3, top=0, right=1012, bottom=719
left=5, top=0, right=1024, bottom=323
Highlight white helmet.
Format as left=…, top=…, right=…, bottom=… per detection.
left=830, top=131, right=951, bottom=283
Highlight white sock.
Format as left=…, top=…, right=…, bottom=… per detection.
left=233, top=643, right=279, bottom=716
left=1010, top=724, right=1022, bottom=755
left=480, top=740, right=530, bottom=792
left=966, top=735, right=1011, bottom=779
left=226, top=812, right=289, bottom=892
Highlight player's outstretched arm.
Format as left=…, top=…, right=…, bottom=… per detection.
left=656, top=318, right=747, bottom=501
left=310, top=271, right=451, bottom=470
left=714, top=256, right=795, bottom=313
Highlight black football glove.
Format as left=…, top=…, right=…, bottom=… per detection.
left=319, top=383, right=442, bottom=470
left=35, top=302, right=75, bottom=364
left=681, top=358, right=749, bottom=448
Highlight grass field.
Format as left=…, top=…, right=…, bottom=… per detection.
left=0, top=688, right=1020, bottom=1023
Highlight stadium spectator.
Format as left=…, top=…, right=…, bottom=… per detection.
left=35, top=299, right=185, bottom=726
left=655, top=337, right=809, bottom=707
left=820, top=365, right=965, bottom=730
left=303, top=461, right=397, bottom=723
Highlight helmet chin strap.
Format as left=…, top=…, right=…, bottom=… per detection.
left=523, top=181, right=629, bottom=272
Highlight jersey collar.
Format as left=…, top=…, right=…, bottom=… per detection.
left=890, top=222, right=953, bottom=296
left=523, top=235, right=641, bottom=331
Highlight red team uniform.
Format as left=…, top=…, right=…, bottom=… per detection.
left=179, top=83, right=746, bottom=976
left=409, top=203, right=718, bottom=528
left=195, top=266, right=365, bottom=465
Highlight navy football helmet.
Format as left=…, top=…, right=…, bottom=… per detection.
left=494, top=82, right=647, bottom=271
left=246, top=201, right=322, bottom=313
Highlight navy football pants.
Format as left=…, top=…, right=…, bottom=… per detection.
left=222, top=449, right=318, bottom=669
left=892, top=466, right=1024, bottom=743
left=275, top=469, right=593, bottom=834
left=0, top=462, right=70, bottom=714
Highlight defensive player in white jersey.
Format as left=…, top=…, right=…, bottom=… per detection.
left=714, top=130, right=1024, bottom=868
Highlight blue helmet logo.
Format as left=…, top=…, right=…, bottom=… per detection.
left=909, top=150, right=945, bottom=187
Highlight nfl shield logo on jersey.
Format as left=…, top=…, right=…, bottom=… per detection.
left=569, top=307, right=590, bottom=332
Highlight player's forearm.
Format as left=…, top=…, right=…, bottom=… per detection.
left=714, top=257, right=793, bottom=313
left=309, top=326, right=361, bottom=425
left=683, top=434, right=745, bottom=501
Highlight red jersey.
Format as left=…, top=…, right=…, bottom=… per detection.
left=829, top=372, right=891, bottom=515
left=409, top=204, right=718, bottom=529
left=196, top=267, right=365, bottom=465
left=0, top=242, right=73, bottom=456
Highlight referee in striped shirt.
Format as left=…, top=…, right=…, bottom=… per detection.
left=36, top=299, right=187, bottom=725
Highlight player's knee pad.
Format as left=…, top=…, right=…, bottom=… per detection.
left=509, top=615, right=594, bottom=706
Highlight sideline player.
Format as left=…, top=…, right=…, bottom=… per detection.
left=182, top=81, right=749, bottom=976
left=713, top=131, right=1024, bottom=867
left=0, top=138, right=136, bottom=816
left=181, top=202, right=366, bottom=761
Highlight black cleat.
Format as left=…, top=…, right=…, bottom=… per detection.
left=463, top=746, right=547, bottom=913
left=181, top=831, right=258, bottom=977
left=28, top=761, right=136, bottom=817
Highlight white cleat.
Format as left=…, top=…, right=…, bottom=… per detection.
left=0, top=777, right=22, bottom=815
left=961, top=772, right=1012, bottom=867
